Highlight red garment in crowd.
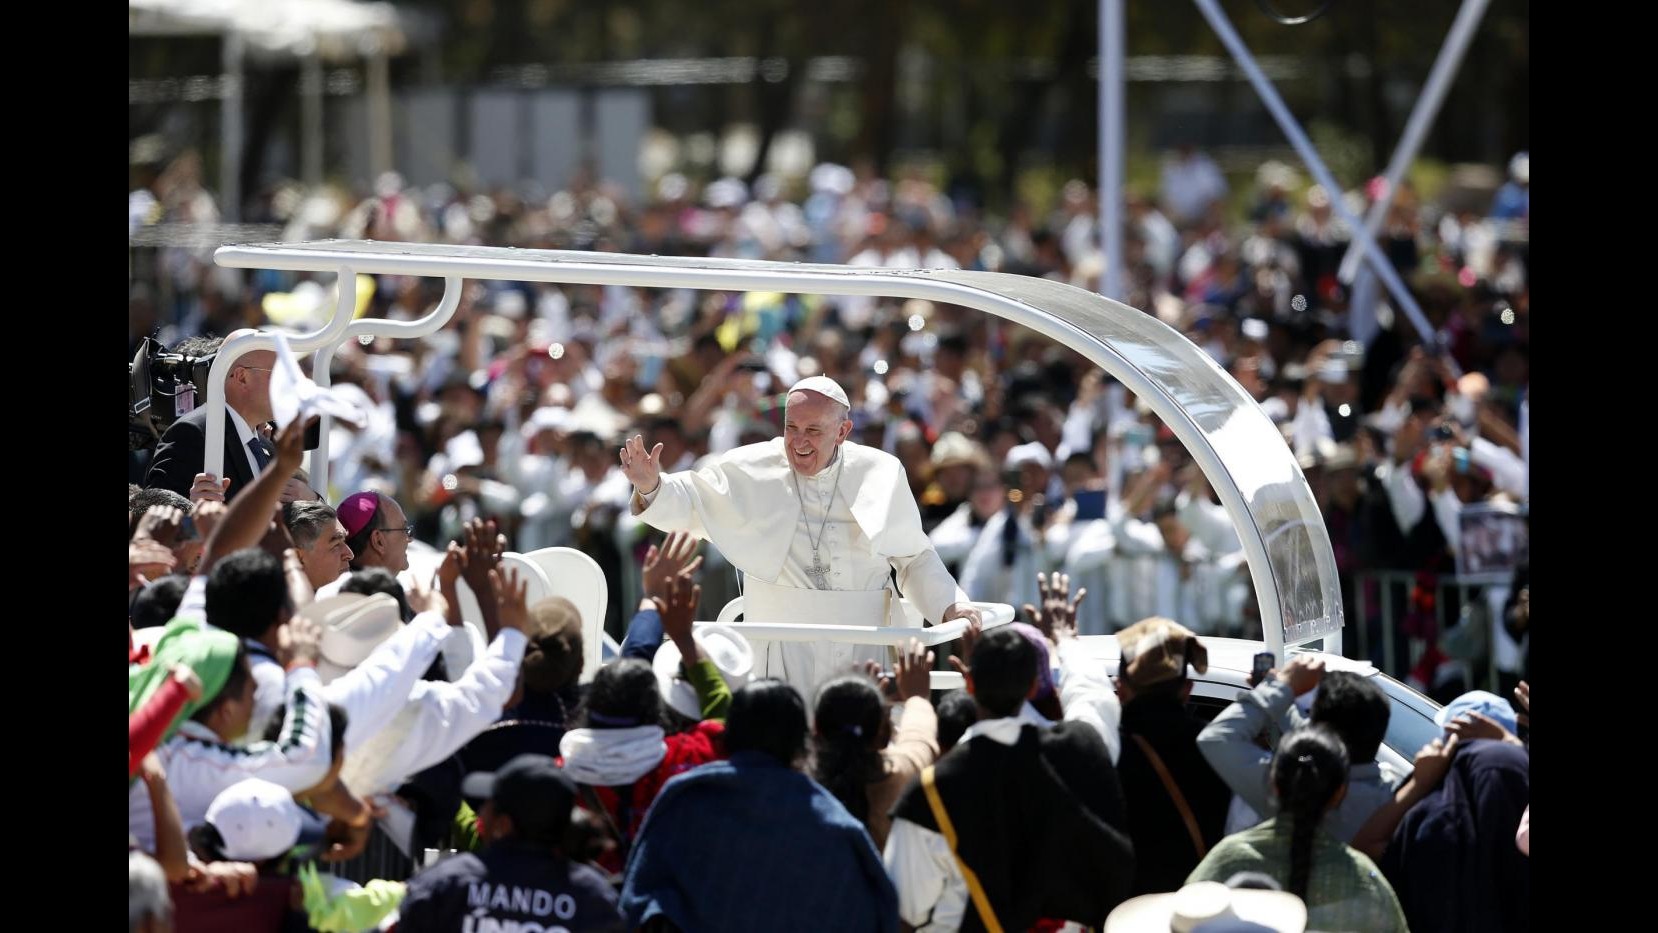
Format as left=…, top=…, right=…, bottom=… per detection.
left=130, top=627, right=150, bottom=666
left=169, top=877, right=297, bottom=933
left=564, top=720, right=727, bottom=875
left=130, top=674, right=192, bottom=778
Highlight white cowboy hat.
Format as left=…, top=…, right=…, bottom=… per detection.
left=652, top=623, right=755, bottom=721
left=1105, top=881, right=1307, bottom=933
left=305, top=593, right=403, bottom=684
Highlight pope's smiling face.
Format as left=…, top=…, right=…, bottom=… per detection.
left=784, top=390, right=853, bottom=477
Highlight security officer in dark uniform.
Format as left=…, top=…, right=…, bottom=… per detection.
left=397, top=755, right=624, bottom=932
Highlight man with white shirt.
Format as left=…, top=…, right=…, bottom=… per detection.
left=884, top=626, right=1134, bottom=931
left=619, top=376, right=980, bottom=698
left=326, top=567, right=532, bottom=858
left=127, top=619, right=333, bottom=853
left=144, top=331, right=280, bottom=503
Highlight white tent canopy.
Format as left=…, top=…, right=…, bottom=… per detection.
left=128, top=0, right=413, bottom=61
left=130, top=0, right=424, bottom=213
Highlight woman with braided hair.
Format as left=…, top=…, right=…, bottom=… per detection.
left=1187, top=727, right=1408, bottom=931
left=809, top=638, right=939, bottom=848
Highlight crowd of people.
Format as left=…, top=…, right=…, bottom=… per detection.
left=128, top=144, right=1530, bottom=931
left=130, top=145, right=1531, bottom=694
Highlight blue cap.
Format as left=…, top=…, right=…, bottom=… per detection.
left=1436, top=690, right=1519, bottom=735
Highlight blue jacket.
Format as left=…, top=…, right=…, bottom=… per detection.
left=620, top=751, right=898, bottom=933
left=1380, top=739, right=1530, bottom=933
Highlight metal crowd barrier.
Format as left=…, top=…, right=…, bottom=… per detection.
left=1352, top=570, right=1517, bottom=692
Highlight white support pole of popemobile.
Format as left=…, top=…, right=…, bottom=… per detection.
left=217, top=241, right=1348, bottom=667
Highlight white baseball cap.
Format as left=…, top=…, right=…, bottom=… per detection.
left=652, top=624, right=755, bottom=721
left=1004, top=441, right=1054, bottom=472
left=787, top=376, right=851, bottom=410
left=205, top=778, right=328, bottom=863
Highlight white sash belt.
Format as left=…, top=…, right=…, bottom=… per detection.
left=741, top=575, right=902, bottom=629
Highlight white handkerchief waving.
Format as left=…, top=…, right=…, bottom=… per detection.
left=269, top=333, right=368, bottom=430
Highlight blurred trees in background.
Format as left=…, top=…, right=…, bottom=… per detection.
left=132, top=0, right=1528, bottom=208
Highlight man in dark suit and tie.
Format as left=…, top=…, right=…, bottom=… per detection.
left=143, top=332, right=279, bottom=503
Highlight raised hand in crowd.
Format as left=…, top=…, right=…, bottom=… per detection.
left=489, top=565, right=530, bottom=634
left=1277, top=654, right=1326, bottom=696
left=1024, top=571, right=1086, bottom=643
left=642, top=530, right=704, bottom=608
left=279, top=609, right=322, bottom=671
left=272, top=414, right=309, bottom=472
left=948, top=618, right=985, bottom=676
left=661, top=572, right=703, bottom=664
left=1391, top=406, right=1427, bottom=465
left=893, top=638, right=935, bottom=702
left=134, top=503, right=187, bottom=550
left=1410, top=733, right=1460, bottom=791
left=317, top=785, right=380, bottom=864
left=1123, top=458, right=1174, bottom=516
left=1445, top=711, right=1525, bottom=748
left=1513, top=680, right=1529, bottom=731
left=129, top=537, right=177, bottom=590
left=462, top=517, right=506, bottom=637
left=1178, top=461, right=1212, bottom=503
left=861, top=660, right=899, bottom=701
left=138, top=751, right=190, bottom=883
left=404, top=560, right=450, bottom=621
left=192, top=499, right=227, bottom=541
left=435, top=541, right=466, bottom=626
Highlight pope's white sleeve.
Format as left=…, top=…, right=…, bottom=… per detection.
left=893, top=548, right=970, bottom=624
left=632, top=469, right=712, bottom=540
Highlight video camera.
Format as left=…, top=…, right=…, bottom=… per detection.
left=129, top=337, right=216, bottom=451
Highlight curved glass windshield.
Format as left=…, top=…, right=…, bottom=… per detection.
left=217, top=240, right=1345, bottom=648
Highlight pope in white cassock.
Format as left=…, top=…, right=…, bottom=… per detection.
left=619, top=376, right=982, bottom=696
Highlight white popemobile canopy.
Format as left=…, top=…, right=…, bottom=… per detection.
left=210, top=241, right=1343, bottom=668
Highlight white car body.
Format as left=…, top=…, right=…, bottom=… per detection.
left=1073, top=633, right=1442, bottom=772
